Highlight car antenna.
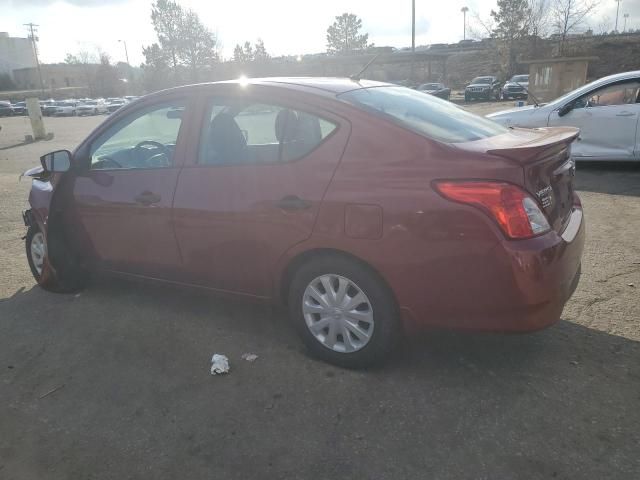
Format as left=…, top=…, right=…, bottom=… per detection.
left=350, top=54, right=379, bottom=82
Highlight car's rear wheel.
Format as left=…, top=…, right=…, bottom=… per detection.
left=26, top=224, right=87, bottom=293
left=288, top=255, right=400, bottom=368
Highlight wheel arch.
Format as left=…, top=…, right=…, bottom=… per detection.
left=277, top=247, right=399, bottom=312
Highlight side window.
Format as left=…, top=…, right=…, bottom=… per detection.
left=575, top=82, right=640, bottom=109
left=90, top=101, right=186, bottom=170
left=198, top=99, right=336, bottom=165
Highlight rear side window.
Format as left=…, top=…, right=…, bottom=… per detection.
left=339, top=86, right=508, bottom=143
left=198, top=99, right=336, bottom=165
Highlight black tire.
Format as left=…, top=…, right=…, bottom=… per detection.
left=25, top=224, right=87, bottom=293
left=288, top=254, right=400, bottom=369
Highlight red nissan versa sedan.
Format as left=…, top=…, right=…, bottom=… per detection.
left=22, top=78, right=585, bottom=368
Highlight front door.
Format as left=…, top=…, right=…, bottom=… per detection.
left=172, top=93, right=350, bottom=297
left=549, top=79, right=640, bottom=160
left=69, top=99, right=189, bottom=278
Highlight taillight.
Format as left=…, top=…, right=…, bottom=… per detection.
left=434, top=181, right=551, bottom=239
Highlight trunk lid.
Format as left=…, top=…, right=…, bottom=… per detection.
left=459, top=126, right=579, bottom=233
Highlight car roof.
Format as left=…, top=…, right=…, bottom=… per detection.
left=151, top=77, right=393, bottom=100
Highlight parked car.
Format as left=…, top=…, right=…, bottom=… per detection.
left=502, top=74, right=529, bottom=100
left=0, top=100, right=13, bottom=116
left=11, top=101, right=27, bottom=116
left=488, top=70, right=640, bottom=161
left=54, top=101, right=78, bottom=117
left=42, top=101, right=59, bottom=117
left=106, top=98, right=128, bottom=113
left=22, top=78, right=584, bottom=368
left=464, top=76, right=502, bottom=102
left=416, top=82, right=451, bottom=100
left=77, top=99, right=108, bottom=116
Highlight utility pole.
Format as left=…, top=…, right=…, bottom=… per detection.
left=118, top=39, right=130, bottom=65
left=623, top=13, right=629, bottom=32
left=411, top=0, right=416, bottom=53
left=614, top=0, right=622, bottom=32
left=461, top=7, right=469, bottom=41
left=24, top=23, right=44, bottom=96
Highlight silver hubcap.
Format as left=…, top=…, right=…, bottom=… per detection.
left=302, top=274, right=374, bottom=353
left=30, top=232, right=46, bottom=275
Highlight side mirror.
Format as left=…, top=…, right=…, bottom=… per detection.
left=40, top=150, right=72, bottom=173
left=558, top=103, right=573, bottom=117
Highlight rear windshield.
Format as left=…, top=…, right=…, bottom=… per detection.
left=339, top=86, right=508, bottom=143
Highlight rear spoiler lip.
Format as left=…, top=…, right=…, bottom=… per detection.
left=486, top=126, right=580, bottom=164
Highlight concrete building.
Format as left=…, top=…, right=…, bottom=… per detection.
left=0, top=32, right=37, bottom=79
left=523, top=56, right=598, bottom=103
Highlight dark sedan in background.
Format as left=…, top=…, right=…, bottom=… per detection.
left=464, top=76, right=502, bottom=102
left=416, top=82, right=451, bottom=100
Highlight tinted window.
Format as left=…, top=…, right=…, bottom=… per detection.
left=340, top=86, right=508, bottom=143
left=198, top=99, right=336, bottom=165
left=90, top=101, right=185, bottom=170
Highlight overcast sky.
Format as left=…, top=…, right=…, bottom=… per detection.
left=0, top=0, right=636, bottom=66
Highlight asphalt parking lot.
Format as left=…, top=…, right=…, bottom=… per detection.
left=1, top=111, right=639, bottom=479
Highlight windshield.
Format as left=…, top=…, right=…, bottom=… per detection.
left=421, top=84, right=441, bottom=89
left=511, top=75, right=528, bottom=83
left=339, top=86, right=508, bottom=143
left=471, top=77, right=493, bottom=84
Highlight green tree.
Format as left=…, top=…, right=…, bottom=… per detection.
left=254, top=38, right=269, bottom=60
left=491, top=0, right=531, bottom=76
left=142, top=43, right=172, bottom=91
left=147, top=0, right=219, bottom=85
left=326, top=13, right=371, bottom=55
left=233, top=39, right=270, bottom=62
left=64, top=53, right=80, bottom=64
left=179, top=10, right=219, bottom=81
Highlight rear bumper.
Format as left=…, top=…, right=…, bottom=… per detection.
left=401, top=205, right=585, bottom=333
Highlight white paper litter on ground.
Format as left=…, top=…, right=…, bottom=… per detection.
left=241, top=353, right=258, bottom=362
left=210, top=354, right=230, bottom=375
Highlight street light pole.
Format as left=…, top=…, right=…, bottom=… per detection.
left=411, top=0, right=415, bottom=53
left=461, top=7, right=469, bottom=40
left=623, top=13, right=629, bottom=32
left=614, top=0, right=622, bottom=32
left=118, top=39, right=130, bottom=65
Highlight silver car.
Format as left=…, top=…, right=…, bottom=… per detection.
left=488, top=71, right=640, bottom=162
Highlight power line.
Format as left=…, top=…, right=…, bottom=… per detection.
left=24, top=22, right=44, bottom=96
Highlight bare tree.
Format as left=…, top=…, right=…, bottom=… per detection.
left=467, top=10, right=496, bottom=39
left=550, top=0, right=599, bottom=53
left=596, top=15, right=612, bottom=34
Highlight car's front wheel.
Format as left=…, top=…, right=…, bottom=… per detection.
left=26, top=225, right=87, bottom=293
left=288, top=255, right=400, bottom=368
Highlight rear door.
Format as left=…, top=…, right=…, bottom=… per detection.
left=172, top=91, right=350, bottom=297
left=68, top=98, right=191, bottom=278
left=548, top=79, right=640, bottom=160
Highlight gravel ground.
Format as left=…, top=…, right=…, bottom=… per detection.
left=1, top=112, right=639, bottom=479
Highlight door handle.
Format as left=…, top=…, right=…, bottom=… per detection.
left=616, top=111, right=635, bottom=117
left=134, top=191, right=161, bottom=205
left=276, top=195, right=311, bottom=211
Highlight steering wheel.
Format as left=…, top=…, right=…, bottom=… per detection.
left=134, top=140, right=171, bottom=167
left=93, top=156, right=122, bottom=169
